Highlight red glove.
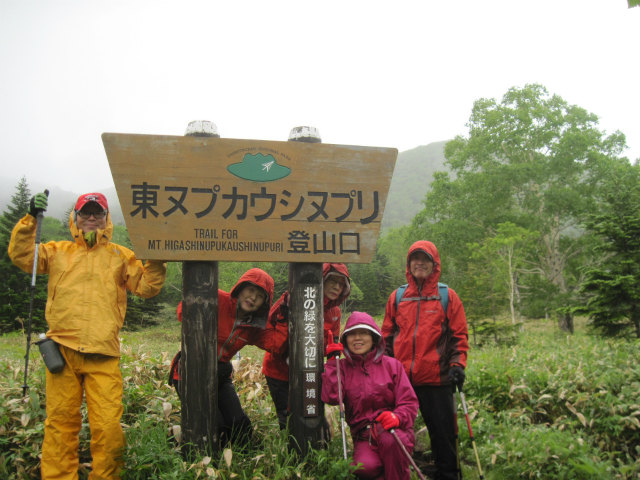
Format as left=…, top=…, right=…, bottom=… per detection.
left=326, top=342, right=344, bottom=359
left=376, top=411, right=399, bottom=430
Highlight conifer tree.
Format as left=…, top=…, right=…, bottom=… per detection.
left=577, top=162, right=640, bottom=338
left=0, top=177, right=48, bottom=333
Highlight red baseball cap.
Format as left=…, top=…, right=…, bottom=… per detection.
left=74, top=193, right=108, bottom=212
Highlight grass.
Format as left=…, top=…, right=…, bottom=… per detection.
left=1, top=312, right=639, bottom=479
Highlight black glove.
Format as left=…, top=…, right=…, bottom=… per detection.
left=275, top=292, right=290, bottom=322
left=449, top=365, right=465, bottom=388
left=276, top=303, right=289, bottom=323
left=29, top=192, right=48, bottom=217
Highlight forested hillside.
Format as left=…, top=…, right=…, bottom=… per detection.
left=381, top=141, right=448, bottom=230
left=2, top=84, right=638, bottom=338
left=0, top=178, right=124, bottom=226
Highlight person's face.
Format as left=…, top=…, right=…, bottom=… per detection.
left=410, top=251, right=434, bottom=281
left=345, top=328, right=374, bottom=355
left=324, top=275, right=346, bottom=301
left=237, top=284, right=266, bottom=314
left=76, top=202, right=107, bottom=232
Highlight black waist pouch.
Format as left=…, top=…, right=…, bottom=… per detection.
left=36, top=337, right=65, bottom=374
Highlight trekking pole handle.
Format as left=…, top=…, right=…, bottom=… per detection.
left=34, top=190, right=49, bottom=239
left=31, top=189, right=49, bottom=285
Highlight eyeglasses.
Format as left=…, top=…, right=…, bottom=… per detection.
left=77, top=210, right=107, bottom=219
left=325, top=278, right=346, bottom=288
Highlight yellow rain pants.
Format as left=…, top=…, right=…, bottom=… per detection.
left=41, top=345, right=124, bottom=480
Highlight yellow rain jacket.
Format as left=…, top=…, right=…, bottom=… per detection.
left=9, top=210, right=166, bottom=479
left=8, top=211, right=166, bottom=356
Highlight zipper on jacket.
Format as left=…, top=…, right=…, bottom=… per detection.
left=409, top=283, right=422, bottom=383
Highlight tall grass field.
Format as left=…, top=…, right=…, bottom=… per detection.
left=1, top=310, right=638, bottom=479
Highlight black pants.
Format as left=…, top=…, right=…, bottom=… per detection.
left=217, top=361, right=252, bottom=447
left=265, top=375, right=331, bottom=443
left=265, top=376, right=290, bottom=430
left=172, top=359, right=252, bottom=447
left=414, top=384, right=460, bottom=480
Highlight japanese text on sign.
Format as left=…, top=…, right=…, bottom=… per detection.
left=302, top=285, right=319, bottom=417
left=130, top=182, right=380, bottom=224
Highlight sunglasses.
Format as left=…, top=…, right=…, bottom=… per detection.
left=77, top=210, right=107, bottom=219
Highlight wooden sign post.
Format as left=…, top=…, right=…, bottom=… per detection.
left=102, top=128, right=397, bottom=455
left=286, top=127, right=326, bottom=454
left=179, top=120, right=220, bottom=456
left=288, top=261, right=324, bottom=453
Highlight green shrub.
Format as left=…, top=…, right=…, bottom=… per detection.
left=1, top=318, right=639, bottom=478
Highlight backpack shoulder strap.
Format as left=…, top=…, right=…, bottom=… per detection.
left=395, top=282, right=449, bottom=315
left=394, top=284, right=408, bottom=310
left=438, top=282, right=449, bottom=316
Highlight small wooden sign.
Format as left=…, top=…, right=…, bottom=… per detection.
left=103, top=133, right=397, bottom=263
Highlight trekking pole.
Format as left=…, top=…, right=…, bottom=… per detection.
left=22, top=189, right=49, bottom=397
left=335, top=354, right=348, bottom=460
left=453, top=388, right=463, bottom=479
left=389, top=428, right=427, bottom=480
left=456, top=385, right=484, bottom=479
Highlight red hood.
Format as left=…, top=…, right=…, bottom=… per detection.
left=406, top=240, right=441, bottom=294
left=323, top=262, right=351, bottom=308
left=176, top=267, right=274, bottom=322
left=230, top=267, right=274, bottom=312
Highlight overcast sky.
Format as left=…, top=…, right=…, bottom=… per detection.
left=1, top=0, right=638, bottom=195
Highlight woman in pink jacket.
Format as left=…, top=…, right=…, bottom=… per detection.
left=322, top=312, right=419, bottom=480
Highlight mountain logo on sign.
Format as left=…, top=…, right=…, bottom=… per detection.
left=227, top=153, right=291, bottom=181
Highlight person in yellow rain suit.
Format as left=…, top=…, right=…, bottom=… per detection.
left=9, top=192, right=167, bottom=480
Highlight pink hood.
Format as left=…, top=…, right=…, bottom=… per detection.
left=340, top=311, right=385, bottom=362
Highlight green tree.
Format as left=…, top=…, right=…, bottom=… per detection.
left=156, top=261, right=182, bottom=305
left=41, top=216, right=70, bottom=242
left=576, top=161, right=640, bottom=338
left=112, top=224, right=133, bottom=248
left=468, top=222, right=538, bottom=326
left=376, top=225, right=413, bottom=288
left=123, top=292, right=163, bottom=330
left=411, top=84, right=627, bottom=332
left=465, top=241, right=506, bottom=344
left=348, top=246, right=396, bottom=315
left=0, top=178, right=48, bottom=333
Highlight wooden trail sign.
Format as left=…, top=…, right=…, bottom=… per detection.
left=102, top=133, right=397, bottom=263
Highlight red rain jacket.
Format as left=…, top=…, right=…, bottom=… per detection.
left=381, top=240, right=469, bottom=386
left=261, top=263, right=350, bottom=381
left=172, top=268, right=287, bottom=379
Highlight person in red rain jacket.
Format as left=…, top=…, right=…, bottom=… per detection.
left=170, top=268, right=287, bottom=447
left=322, top=311, right=419, bottom=480
left=382, top=240, right=469, bottom=480
left=261, top=263, right=351, bottom=430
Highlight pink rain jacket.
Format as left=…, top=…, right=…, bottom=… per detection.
left=322, top=311, right=418, bottom=437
